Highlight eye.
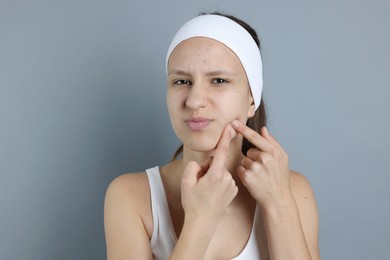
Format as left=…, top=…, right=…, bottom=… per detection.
left=212, top=78, right=229, bottom=84
left=174, top=79, right=192, bottom=86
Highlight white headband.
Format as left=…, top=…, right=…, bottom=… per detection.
left=166, top=15, right=263, bottom=110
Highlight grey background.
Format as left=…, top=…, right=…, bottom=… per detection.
left=1, top=0, right=389, bottom=259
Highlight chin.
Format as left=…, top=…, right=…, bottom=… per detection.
left=183, top=135, right=219, bottom=153
left=175, top=122, right=228, bottom=152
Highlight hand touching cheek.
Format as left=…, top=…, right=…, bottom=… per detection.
left=181, top=124, right=238, bottom=224
left=232, top=120, right=291, bottom=209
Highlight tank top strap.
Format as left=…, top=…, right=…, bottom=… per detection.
left=231, top=204, right=261, bottom=259
left=145, top=166, right=261, bottom=259
left=146, top=166, right=176, bottom=259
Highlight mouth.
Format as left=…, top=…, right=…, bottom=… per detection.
left=185, top=117, right=212, bottom=131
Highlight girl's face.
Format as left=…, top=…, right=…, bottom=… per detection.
left=167, top=37, right=255, bottom=152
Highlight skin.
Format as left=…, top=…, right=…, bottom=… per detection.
left=104, top=37, right=320, bottom=259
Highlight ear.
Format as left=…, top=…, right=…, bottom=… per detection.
left=247, top=95, right=256, bottom=118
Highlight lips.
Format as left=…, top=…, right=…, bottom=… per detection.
left=185, top=117, right=212, bottom=131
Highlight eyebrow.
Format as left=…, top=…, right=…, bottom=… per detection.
left=168, top=69, right=191, bottom=76
left=206, top=70, right=238, bottom=77
left=168, top=69, right=238, bottom=77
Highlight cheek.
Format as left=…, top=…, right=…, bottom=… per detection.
left=167, top=91, right=180, bottom=112
left=220, top=93, right=251, bottom=122
left=167, top=92, right=186, bottom=132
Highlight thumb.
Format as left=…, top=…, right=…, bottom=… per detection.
left=181, top=161, right=202, bottom=187
left=198, top=156, right=213, bottom=178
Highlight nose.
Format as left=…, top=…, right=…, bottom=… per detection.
left=185, top=83, right=208, bottom=111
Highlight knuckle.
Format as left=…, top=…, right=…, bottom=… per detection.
left=241, top=158, right=250, bottom=168
left=262, top=154, right=273, bottom=164
left=238, top=169, right=246, bottom=178
left=252, top=161, right=262, bottom=171
left=241, top=157, right=246, bottom=164
left=224, top=172, right=232, bottom=182
left=247, top=132, right=258, bottom=143
left=239, top=170, right=250, bottom=185
left=210, top=172, right=222, bottom=181
left=233, top=185, right=238, bottom=196
left=186, top=160, right=198, bottom=169
left=237, top=165, right=245, bottom=176
left=270, top=147, right=281, bottom=158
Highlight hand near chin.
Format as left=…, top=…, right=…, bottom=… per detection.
left=181, top=124, right=238, bottom=224
left=231, top=120, right=292, bottom=209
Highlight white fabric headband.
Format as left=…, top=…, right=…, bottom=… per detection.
left=166, top=14, right=263, bottom=110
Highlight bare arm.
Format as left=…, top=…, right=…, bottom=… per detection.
left=290, top=172, right=320, bottom=259
left=104, top=174, right=153, bottom=260
left=262, top=172, right=320, bottom=260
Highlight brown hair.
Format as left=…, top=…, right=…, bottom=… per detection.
left=171, top=12, right=267, bottom=160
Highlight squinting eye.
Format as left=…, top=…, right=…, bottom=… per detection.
left=212, top=78, right=229, bottom=84
left=174, top=79, right=191, bottom=85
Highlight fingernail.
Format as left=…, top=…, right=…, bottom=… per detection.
left=231, top=120, right=239, bottom=128
left=264, top=127, right=269, bottom=135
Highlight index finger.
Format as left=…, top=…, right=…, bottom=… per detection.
left=209, top=124, right=236, bottom=171
left=231, top=120, right=273, bottom=152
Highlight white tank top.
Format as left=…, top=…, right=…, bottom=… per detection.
left=146, top=166, right=262, bottom=260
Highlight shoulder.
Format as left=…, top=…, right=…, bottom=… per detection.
left=106, top=172, right=150, bottom=200
left=289, top=170, right=318, bottom=215
left=105, top=171, right=152, bottom=224
left=105, top=172, right=150, bottom=212
left=104, top=171, right=153, bottom=236
left=104, top=172, right=154, bottom=259
left=289, top=170, right=317, bottom=204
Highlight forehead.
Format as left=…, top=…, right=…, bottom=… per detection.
left=168, top=37, right=244, bottom=71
